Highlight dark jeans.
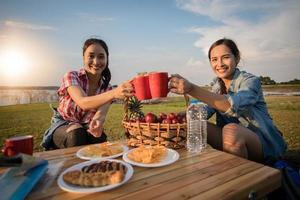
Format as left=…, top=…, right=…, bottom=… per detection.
left=53, top=124, right=107, bottom=149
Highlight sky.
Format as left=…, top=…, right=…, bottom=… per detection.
left=0, top=0, right=299, bottom=86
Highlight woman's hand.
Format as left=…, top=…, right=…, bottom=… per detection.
left=88, top=119, right=103, bottom=137
left=113, top=80, right=134, bottom=99
left=169, top=74, right=193, bottom=94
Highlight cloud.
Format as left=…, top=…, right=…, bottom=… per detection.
left=176, top=0, right=285, bottom=22
left=4, top=20, right=56, bottom=31
left=77, top=13, right=115, bottom=23
left=176, top=0, right=300, bottom=82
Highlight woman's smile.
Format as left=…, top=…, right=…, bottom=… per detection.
left=216, top=66, right=229, bottom=74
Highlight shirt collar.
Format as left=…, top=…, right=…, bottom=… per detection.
left=78, top=68, right=87, bottom=77
left=232, top=68, right=240, bottom=79
left=78, top=68, right=103, bottom=88
left=228, top=68, right=240, bottom=92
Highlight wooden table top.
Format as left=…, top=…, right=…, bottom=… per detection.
left=23, top=145, right=281, bottom=200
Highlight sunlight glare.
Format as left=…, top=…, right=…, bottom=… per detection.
left=0, top=48, right=29, bottom=78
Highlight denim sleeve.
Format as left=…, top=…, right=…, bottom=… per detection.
left=223, top=76, right=261, bottom=117
left=204, top=104, right=216, bottom=120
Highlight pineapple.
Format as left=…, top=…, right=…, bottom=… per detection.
left=127, top=96, right=145, bottom=122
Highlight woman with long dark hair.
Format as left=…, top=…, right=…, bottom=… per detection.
left=169, top=38, right=286, bottom=162
left=42, top=38, right=133, bottom=149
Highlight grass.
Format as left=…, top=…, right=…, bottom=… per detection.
left=262, top=84, right=300, bottom=92
left=1, top=96, right=299, bottom=165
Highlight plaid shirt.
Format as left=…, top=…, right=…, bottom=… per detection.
left=57, top=68, right=111, bottom=124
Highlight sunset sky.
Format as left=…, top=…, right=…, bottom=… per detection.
left=0, top=0, right=299, bottom=86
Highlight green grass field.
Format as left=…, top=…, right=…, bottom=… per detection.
left=1, top=96, right=299, bottom=165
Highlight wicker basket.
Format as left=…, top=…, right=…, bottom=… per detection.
left=122, top=95, right=189, bottom=149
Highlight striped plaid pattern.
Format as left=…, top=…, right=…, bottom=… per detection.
left=57, top=68, right=110, bottom=123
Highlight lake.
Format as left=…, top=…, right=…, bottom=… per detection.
left=0, top=89, right=58, bottom=106
left=0, top=89, right=299, bottom=106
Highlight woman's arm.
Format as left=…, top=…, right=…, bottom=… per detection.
left=67, top=80, right=133, bottom=111
left=87, top=102, right=111, bottom=137
left=169, top=74, right=230, bottom=112
left=188, top=83, right=230, bottom=113
left=92, top=102, right=111, bottom=123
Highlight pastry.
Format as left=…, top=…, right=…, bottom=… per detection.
left=127, top=145, right=167, bottom=164
left=81, top=142, right=123, bottom=158
left=63, top=160, right=126, bottom=187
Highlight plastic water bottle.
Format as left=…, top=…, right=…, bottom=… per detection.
left=186, top=100, right=207, bottom=153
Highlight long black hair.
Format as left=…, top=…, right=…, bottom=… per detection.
left=83, top=38, right=111, bottom=90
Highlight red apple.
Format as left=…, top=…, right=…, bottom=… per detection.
left=177, top=115, right=182, bottom=123
left=177, top=111, right=186, bottom=123
left=172, top=118, right=179, bottom=124
left=157, top=116, right=163, bottom=123
left=159, top=112, right=167, bottom=119
left=162, top=118, right=172, bottom=124
left=167, top=112, right=176, bottom=120
left=145, top=113, right=157, bottom=123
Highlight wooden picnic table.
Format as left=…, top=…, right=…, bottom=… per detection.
left=24, top=145, right=281, bottom=200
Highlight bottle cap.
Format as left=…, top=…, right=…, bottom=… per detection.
left=190, top=99, right=200, bottom=104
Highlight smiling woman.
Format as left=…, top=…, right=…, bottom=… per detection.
left=0, top=48, right=30, bottom=78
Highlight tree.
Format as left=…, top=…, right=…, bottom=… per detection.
left=280, top=78, right=300, bottom=84
left=259, top=76, right=276, bottom=85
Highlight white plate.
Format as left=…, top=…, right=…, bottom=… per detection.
left=76, top=143, right=129, bottom=160
left=57, top=159, right=134, bottom=193
left=122, top=147, right=179, bottom=167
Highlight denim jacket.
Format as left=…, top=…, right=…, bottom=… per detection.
left=41, top=105, right=68, bottom=150
left=205, top=68, right=287, bottom=159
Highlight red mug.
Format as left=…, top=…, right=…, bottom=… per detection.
left=149, top=72, right=169, bottom=98
left=2, top=135, right=33, bottom=157
left=132, top=75, right=152, bottom=100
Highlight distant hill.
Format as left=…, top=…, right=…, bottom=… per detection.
left=0, top=86, right=59, bottom=90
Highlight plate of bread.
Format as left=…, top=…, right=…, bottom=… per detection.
left=122, top=145, right=179, bottom=167
left=57, top=159, right=133, bottom=193
left=76, top=142, right=129, bottom=160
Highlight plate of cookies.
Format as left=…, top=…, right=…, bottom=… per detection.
left=76, top=142, right=129, bottom=160
left=122, top=145, right=179, bottom=167
left=57, top=159, right=134, bottom=193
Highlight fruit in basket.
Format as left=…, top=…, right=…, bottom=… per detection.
left=145, top=112, right=158, bottom=123
left=128, top=96, right=145, bottom=122
left=172, top=118, right=179, bottom=124
left=162, top=118, right=172, bottom=124
left=159, top=112, right=186, bottom=124
left=157, top=112, right=167, bottom=123
left=177, top=111, right=187, bottom=123
left=180, top=117, right=187, bottom=123
left=159, top=112, right=167, bottom=119
left=167, top=112, right=176, bottom=120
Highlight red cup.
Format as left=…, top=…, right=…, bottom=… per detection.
left=132, top=75, right=152, bottom=100
left=2, top=135, right=33, bottom=157
left=149, top=72, right=169, bottom=98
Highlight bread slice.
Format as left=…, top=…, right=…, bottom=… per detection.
left=63, top=161, right=126, bottom=187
